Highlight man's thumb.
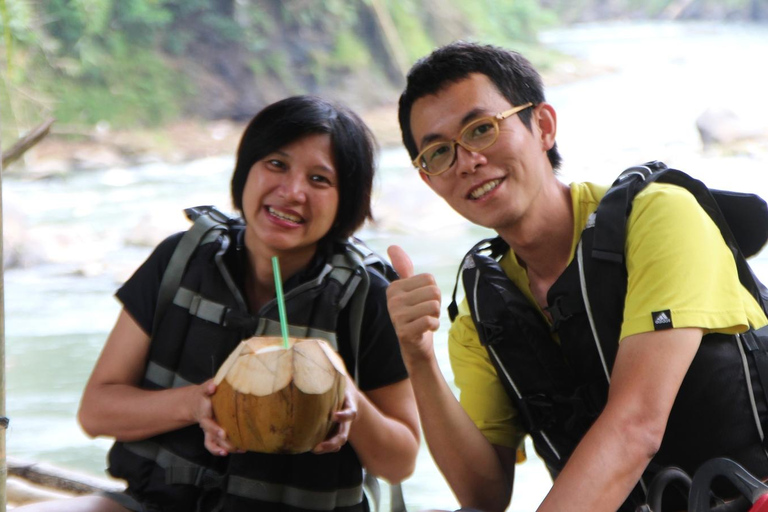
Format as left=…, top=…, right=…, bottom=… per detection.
left=388, top=245, right=415, bottom=279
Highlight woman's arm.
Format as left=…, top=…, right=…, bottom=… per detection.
left=78, top=309, right=223, bottom=445
left=345, top=378, right=420, bottom=483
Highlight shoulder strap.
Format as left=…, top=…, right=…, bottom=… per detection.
left=447, top=236, right=508, bottom=322
left=592, top=161, right=768, bottom=310
left=152, top=206, right=238, bottom=337
left=341, top=237, right=407, bottom=512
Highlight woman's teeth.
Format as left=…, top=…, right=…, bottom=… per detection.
left=470, top=179, right=501, bottom=199
left=268, top=207, right=302, bottom=223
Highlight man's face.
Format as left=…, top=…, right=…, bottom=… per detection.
left=409, top=73, right=554, bottom=231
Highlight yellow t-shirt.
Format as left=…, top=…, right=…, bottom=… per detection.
left=448, top=181, right=768, bottom=452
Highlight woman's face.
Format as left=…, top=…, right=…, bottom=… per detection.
left=241, top=133, right=339, bottom=258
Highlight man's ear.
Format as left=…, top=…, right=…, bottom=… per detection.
left=535, top=103, right=557, bottom=152
left=419, top=171, right=432, bottom=187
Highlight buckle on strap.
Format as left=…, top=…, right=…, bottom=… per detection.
left=165, top=466, right=227, bottom=490
left=546, top=295, right=583, bottom=332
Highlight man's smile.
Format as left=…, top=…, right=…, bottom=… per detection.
left=468, top=178, right=503, bottom=200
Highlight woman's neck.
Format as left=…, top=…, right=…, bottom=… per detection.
left=243, top=236, right=320, bottom=311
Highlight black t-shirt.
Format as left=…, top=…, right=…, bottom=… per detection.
left=116, top=231, right=408, bottom=391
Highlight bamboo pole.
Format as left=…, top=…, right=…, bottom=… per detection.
left=2, top=98, right=8, bottom=512
left=0, top=115, right=53, bottom=511
left=6, top=458, right=124, bottom=496
left=1, top=118, right=54, bottom=169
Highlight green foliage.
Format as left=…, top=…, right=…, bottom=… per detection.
left=333, top=29, right=370, bottom=69
left=387, top=0, right=435, bottom=64
left=45, top=46, right=187, bottom=126
left=0, top=0, right=564, bottom=135
left=455, top=0, right=557, bottom=45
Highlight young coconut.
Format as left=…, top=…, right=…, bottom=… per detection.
left=211, top=336, right=347, bottom=454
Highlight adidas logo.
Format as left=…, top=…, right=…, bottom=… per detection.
left=652, top=310, right=673, bottom=330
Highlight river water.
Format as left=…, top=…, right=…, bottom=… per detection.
left=4, top=20, right=768, bottom=511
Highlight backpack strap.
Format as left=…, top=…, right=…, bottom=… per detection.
left=152, top=206, right=235, bottom=337
left=342, top=237, right=408, bottom=512
left=592, top=161, right=768, bottom=308
left=590, top=161, right=768, bottom=454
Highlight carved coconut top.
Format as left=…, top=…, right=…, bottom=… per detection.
left=213, top=337, right=347, bottom=396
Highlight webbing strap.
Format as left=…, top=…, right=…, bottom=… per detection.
left=152, top=213, right=229, bottom=336
left=253, top=317, right=338, bottom=350
left=343, top=240, right=407, bottom=512
left=741, top=326, right=768, bottom=447
left=227, top=475, right=364, bottom=510
left=144, top=360, right=193, bottom=389
left=166, top=465, right=225, bottom=489
left=591, top=164, right=653, bottom=263
left=123, top=440, right=365, bottom=510
left=174, top=288, right=229, bottom=325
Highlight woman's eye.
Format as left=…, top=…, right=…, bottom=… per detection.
left=266, top=159, right=286, bottom=170
left=311, top=174, right=333, bottom=185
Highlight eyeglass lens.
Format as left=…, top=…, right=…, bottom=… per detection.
left=421, top=118, right=498, bottom=174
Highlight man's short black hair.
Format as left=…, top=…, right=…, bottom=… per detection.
left=231, top=95, right=377, bottom=241
left=398, top=41, right=561, bottom=170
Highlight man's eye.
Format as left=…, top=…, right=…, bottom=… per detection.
left=427, top=144, right=451, bottom=161
left=469, top=122, right=494, bottom=139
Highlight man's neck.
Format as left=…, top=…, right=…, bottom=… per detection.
left=499, top=180, right=574, bottom=295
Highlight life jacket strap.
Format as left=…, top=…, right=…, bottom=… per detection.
left=123, top=440, right=366, bottom=509
left=174, top=287, right=230, bottom=325
left=166, top=465, right=227, bottom=490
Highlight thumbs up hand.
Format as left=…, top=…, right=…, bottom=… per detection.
left=386, top=245, right=442, bottom=360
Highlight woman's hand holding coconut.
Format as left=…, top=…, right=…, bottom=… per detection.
left=194, top=379, right=243, bottom=457
left=312, top=375, right=359, bottom=454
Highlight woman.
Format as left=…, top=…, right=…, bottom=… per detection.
left=22, top=96, right=419, bottom=512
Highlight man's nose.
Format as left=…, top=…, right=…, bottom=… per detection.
left=455, top=143, right=487, bottom=176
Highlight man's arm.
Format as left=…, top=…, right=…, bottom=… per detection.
left=537, top=327, right=703, bottom=512
left=386, top=245, right=515, bottom=511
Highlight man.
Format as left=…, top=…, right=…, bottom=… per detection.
left=385, top=41, right=768, bottom=512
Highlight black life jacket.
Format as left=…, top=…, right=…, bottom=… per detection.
left=449, top=162, right=768, bottom=510
left=107, top=206, right=398, bottom=512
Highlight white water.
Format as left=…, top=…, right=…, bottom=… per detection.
left=4, top=20, right=768, bottom=511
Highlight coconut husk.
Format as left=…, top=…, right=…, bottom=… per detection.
left=211, top=336, right=347, bottom=454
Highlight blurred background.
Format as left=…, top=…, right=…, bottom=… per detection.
left=2, top=0, right=768, bottom=510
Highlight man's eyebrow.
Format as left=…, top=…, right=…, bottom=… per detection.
left=418, top=107, right=492, bottom=148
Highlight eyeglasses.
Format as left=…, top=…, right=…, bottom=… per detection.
left=412, top=102, right=534, bottom=176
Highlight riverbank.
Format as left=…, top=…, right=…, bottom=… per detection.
left=7, top=55, right=614, bottom=177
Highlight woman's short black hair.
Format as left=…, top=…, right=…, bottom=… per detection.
left=231, top=95, right=377, bottom=241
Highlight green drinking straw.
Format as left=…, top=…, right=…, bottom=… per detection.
left=271, top=256, right=290, bottom=349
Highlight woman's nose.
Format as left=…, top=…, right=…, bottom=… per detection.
left=280, top=174, right=307, bottom=202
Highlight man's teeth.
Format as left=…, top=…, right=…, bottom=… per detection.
left=470, top=179, right=501, bottom=199
left=268, top=207, right=302, bottom=223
